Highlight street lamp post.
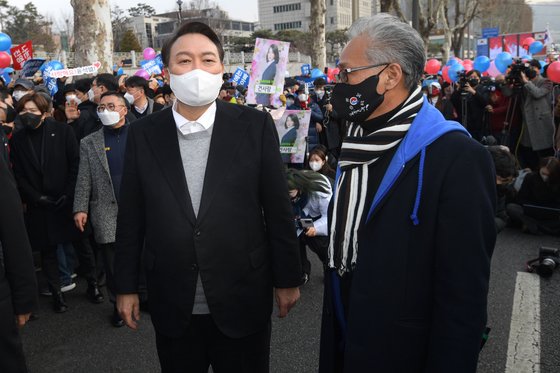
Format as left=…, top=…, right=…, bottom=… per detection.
left=177, top=0, right=183, bottom=25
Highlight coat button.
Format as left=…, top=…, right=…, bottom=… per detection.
left=191, top=264, right=198, bottom=271
left=195, top=230, right=201, bottom=237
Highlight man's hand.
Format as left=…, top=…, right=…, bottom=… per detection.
left=305, top=227, right=317, bottom=237
left=275, top=287, right=300, bottom=318
left=520, top=71, right=529, bottom=84
left=117, top=294, right=140, bottom=330
left=315, top=123, right=323, bottom=133
left=325, top=103, right=333, bottom=112
left=15, top=313, right=31, bottom=328
left=485, top=105, right=494, bottom=113
left=65, top=101, right=80, bottom=122
left=464, top=82, right=476, bottom=95
left=74, top=212, right=88, bottom=232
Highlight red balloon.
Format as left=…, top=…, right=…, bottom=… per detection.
left=442, top=65, right=451, bottom=83
left=547, top=61, right=560, bottom=83
left=522, top=37, right=535, bottom=48
left=463, top=59, right=473, bottom=65
left=0, top=51, right=10, bottom=68
left=463, top=63, right=474, bottom=72
left=424, top=58, right=441, bottom=75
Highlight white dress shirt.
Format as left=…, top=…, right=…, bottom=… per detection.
left=172, top=100, right=216, bottom=135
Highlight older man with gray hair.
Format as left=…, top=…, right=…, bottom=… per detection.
left=320, top=14, right=497, bottom=373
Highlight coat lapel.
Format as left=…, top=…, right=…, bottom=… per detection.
left=91, top=129, right=111, bottom=176
left=144, top=108, right=197, bottom=226
left=197, top=100, right=250, bottom=223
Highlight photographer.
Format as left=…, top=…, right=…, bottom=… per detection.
left=451, top=69, right=490, bottom=141
left=286, top=169, right=332, bottom=284
left=311, top=78, right=342, bottom=162
left=518, top=59, right=555, bottom=170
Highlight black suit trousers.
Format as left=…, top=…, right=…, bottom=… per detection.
left=0, top=296, right=28, bottom=373
left=155, top=315, right=271, bottom=373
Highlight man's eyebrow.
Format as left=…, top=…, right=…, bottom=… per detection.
left=174, top=51, right=219, bottom=58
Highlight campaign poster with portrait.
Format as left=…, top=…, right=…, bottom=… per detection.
left=246, top=38, right=290, bottom=108
left=489, top=36, right=503, bottom=60
left=271, top=108, right=311, bottom=164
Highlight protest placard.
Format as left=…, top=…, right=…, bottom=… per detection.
left=11, top=41, right=33, bottom=70
left=21, top=58, right=45, bottom=77
left=246, top=38, right=290, bottom=107
left=48, top=62, right=102, bottom=78
left=271, top=108, right=311, bottom=164
left=230, top=67, right=250, bottom=88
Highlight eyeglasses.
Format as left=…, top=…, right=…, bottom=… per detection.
left=336, top=62, right=390, bottom=83
left=97, top=104, right=125, bottom=112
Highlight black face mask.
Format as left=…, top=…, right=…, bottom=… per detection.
left=2, top=125, right=13, bottom=135
left=468, top=78, right=479, bottom=87
left=5, top=104, right=16, bottom=123
left=20, top=113, right=43, bottom=130
left=526, top=69, right=537, bottom=79
left=331, top=65, right=389, bottom=122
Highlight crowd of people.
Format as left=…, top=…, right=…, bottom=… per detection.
left=0, top=12, right=559, bottom=373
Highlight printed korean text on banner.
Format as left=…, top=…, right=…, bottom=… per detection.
left=49, top=62, right=101, bottom=78
left=230, top=67, right=250, bottom=88
left=10, top=41, right=33, bottom=70
left=271, top=108, right=311, bottom=164
left=140, top=58, right=162, bottom=75
left=21, top=58, right=45, bottom=77
left=247, top=38, right=290, bottom=107
left=43, top=63, right=59, bottom=96
left=301, top=64, right=311, bottom=76
left=477, top=38, right=489, bottom=57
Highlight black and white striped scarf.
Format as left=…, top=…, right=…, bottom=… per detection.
left=328, top=86, right=424, bottom=275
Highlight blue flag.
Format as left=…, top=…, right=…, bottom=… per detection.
left=230, top=67, right=250, bottom=88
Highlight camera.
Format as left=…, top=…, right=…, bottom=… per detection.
left=457, top=71, right=469, bottom=88
left=527, top=247, right=560, bottom=277
left=506, top=59, right=532, bottom=87
left=480, top=77, right=499, bottom=92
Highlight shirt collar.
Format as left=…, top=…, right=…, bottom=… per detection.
left=172, top=100, right=216, bottom=133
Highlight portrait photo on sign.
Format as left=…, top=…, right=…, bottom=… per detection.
left=271, top=108, right=310, bottom=164
left=247, top=38, right=290, bottom=107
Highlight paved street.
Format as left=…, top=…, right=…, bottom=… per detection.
left=20, top=228, right=560, bottom=373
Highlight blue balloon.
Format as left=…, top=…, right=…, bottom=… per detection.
left=310, top=68, right=323, bottom=79
left=495, top=52, right=513, bottom=73
left=529, top=41, right=543, bottom=55
left=48, top=60, right=64, bottom=70
left=539, top=60, right=546, bottom=74
left=521, top=55, right=532, bottom=60
left=473, top=56, right=490, bottom=72
left=117, top=67, right=124, bottom=76
left=446, top=58, right=459, bottom=66
left=449, top=63, right=465, bottom=82
left=0, top=33, right=11, bottom=52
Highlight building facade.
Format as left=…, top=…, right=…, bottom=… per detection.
left=258, top=0, right=373, bottom=33
left=128, top=15, right=175, bottom=49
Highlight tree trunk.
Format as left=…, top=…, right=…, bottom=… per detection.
left=71, top=0, right=113, bottom=72
left=310, top=0, right=326, bottom=69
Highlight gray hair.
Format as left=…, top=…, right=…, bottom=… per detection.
left=347, top=13, right=426, bottom=90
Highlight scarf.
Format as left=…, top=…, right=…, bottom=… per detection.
left=329, top=86, right=424, bottom=275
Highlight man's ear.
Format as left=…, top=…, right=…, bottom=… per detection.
left=383, top=63, right=405, bottom=91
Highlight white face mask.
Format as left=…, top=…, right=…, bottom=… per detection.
left=315, top=90, right=325, bottom=100
left=124, top=92, right=135, bottom=105
left=309, top=161, right=323, bottom=172
left=298, top=94, right=308, bottom=102
left=87, top=88, right=95, bottom=102
left=98, top=109, right=122, bottom=127
left=170, top=69, right=223, bottom=107
left=13, top=90, right=28, bottom=102
left=66, top=94, right=82, bottom=105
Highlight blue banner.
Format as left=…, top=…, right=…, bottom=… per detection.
left=301, top=64, right=311, bottom=76
left=482, top=27, right=499, bottom=38
left=230, top=67, right=250, bottom=88
left=42, top=63, right=58, bottom=96
left=140, top=58, right=162, bottom=75
left=22, top=58, right=46, bottom=77
left=477, top=38, right=489, bottom=57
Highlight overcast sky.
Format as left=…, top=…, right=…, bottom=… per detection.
left=30, top=0, right=259, bottom=27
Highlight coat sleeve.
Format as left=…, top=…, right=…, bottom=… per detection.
left=9, top=137, right=42, bottom=204
left=73, top=139, right=92, bottom=214
left=425, top=142, right=496, bottom=373
left=113, top=124, right=145, bottom=294
left=259, top=113, right=302, bottom=288
left=524, top=78, right=553, bottom=99
left=64, top=125, right=80, bottom=200
left=0, top=155, right=38, bottom=315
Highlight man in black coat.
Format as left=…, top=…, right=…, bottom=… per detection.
left=320, top=14, right=496, bottom=373
left=114, top=22, right=301, bottom=373
left=0, top=145, right=38, bottom=373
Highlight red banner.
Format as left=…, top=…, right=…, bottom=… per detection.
left=10, top=41, right=33, bottom=70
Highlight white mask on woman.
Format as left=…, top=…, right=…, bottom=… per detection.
left=170, top=69, right=223, bottom=107
left=309, top=161, right=323, bottom=172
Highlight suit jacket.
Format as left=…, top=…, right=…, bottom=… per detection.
left=522, top=76, right=554, bottom=151
left=9, top=118, right=81, bottom=248
left=73, top=128, right=119, bottom=244
left=114, top=100, right=301, bottom=338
